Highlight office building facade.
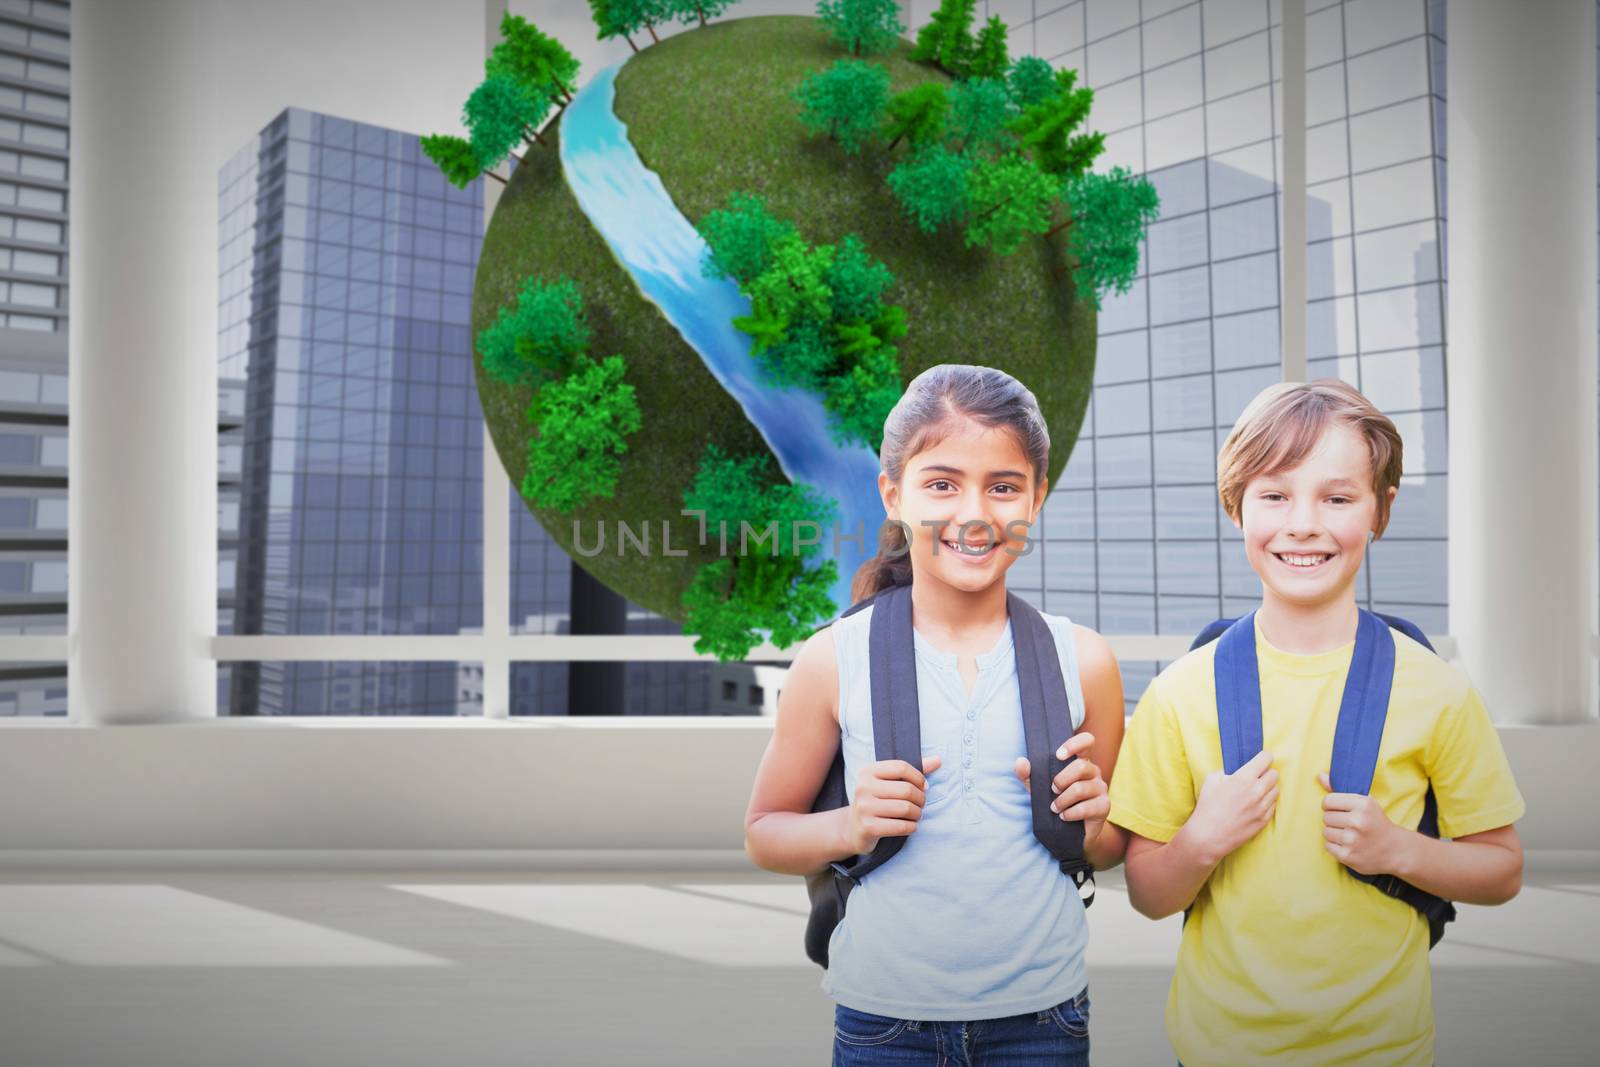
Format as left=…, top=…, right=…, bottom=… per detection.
left=0, top=0, right=68, bottom=716
left=218, top=106, right=486, bottom=714
left=954, top=0, right=1448, bottom=706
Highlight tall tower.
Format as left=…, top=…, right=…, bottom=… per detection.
left=218, top=107, right=486, bottom=715
left=0, top=0, right=69, bottom=717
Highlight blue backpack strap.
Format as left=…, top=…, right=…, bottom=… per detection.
left=1186, top=612, right=1260, bottom=929
left=1213, top=612, right=1264, bottom=773
left=1327, top=610, right=1394, bottom=794
left=1009, top=591, right=1096, bottom=906
left=1190, top=617, right=1235, bottom=653
left=1333, top=609, right=1456, bottom=946
left=1374, top=611, right=1434, bottom=654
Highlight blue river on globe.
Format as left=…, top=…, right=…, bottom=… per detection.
left=557, top=62, right=889, bottom=619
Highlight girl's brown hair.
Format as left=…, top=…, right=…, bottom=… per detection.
left=849, top=364, right=1051, bottom=604
left=1216, top=379, right=1404, bottom=536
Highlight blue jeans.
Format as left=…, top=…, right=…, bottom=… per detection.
left=831, top=986, right=1090, bottom=1066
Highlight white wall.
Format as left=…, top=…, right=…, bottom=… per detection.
left=0, top=721, right=1594, bottom=865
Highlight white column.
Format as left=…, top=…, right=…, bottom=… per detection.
left=1278, top=0, right=1306, bottom=382
left=1447, top=0, right=1598, bottom=723
left=69, top=0, right=218, bottom=723
left=481, top=0, right=511, bottom=718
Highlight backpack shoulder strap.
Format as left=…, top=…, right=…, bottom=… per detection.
left=1008, top=592, right=1095, bottom=903
left=808, top=584, right=900, bottom=831
left=1328, top=609, right=1395, bottom=795
left=830, top=581, right=923, bottom=885
left=1212, top=611, right=1264, bottom=773
left=1373, top=611, right=1434, bottom=653
left=1186, top=611, right=1261, bottom=929
left=804, top=580, right=919, bottom=966
left=1190, top=617, right=1236, bottom=652
left=1334, top=608, right=1457, bottom=946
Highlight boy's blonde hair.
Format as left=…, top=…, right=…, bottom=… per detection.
left=1217, top=379, right=1404, bottom=537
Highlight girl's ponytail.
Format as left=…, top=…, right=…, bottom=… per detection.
left=849, top=520, right=913, bottom=605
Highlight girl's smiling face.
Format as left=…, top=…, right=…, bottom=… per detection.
left=1235, top=421, right=1397, bottom=611
left=879, top=419, right=1046, bottom=593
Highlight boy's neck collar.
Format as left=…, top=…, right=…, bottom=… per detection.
left=1254, top=595, right=1360, bottom=655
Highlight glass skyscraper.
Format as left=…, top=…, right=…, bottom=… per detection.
left=0, top=0, right=68, bottom=717
left=217, top=105, right=720, bottom=716
left=217, top=106, right=485, bottom=715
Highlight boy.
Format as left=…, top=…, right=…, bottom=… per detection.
left=1106, top=380, right=1525, bottom=1067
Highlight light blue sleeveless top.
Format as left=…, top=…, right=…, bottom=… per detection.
left=821, top=601, right=1091, bottom=1020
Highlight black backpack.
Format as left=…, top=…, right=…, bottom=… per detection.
left=1192, top=609, right=1456, bottom=947
left=803, top=581, right=1096, bottom=968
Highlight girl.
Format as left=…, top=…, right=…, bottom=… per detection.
left=744, top=364, right=1127, bottom=1066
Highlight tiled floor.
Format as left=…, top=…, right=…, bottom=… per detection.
left=0, top=867, right=1593, bottom=1065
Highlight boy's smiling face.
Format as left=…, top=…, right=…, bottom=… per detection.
left=880, top=420, right=1045, bottom=594
left=1234, top=421, right=1397, bottom=611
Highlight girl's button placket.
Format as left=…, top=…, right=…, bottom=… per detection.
left=960, top=699, right=980, bottom=816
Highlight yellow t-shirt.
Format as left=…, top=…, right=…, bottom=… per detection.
left=1108, top=613, right=1525, bottom=1067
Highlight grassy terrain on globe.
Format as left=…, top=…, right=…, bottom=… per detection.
left=472, top=14, right=1097, bottom=625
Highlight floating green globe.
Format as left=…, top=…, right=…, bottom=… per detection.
left=471, top=15, right=1097, bottom=626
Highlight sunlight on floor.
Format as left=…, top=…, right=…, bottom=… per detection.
left=391, top=882, right=810, bottom=967
left=0, top=885, right=452, bottom=968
